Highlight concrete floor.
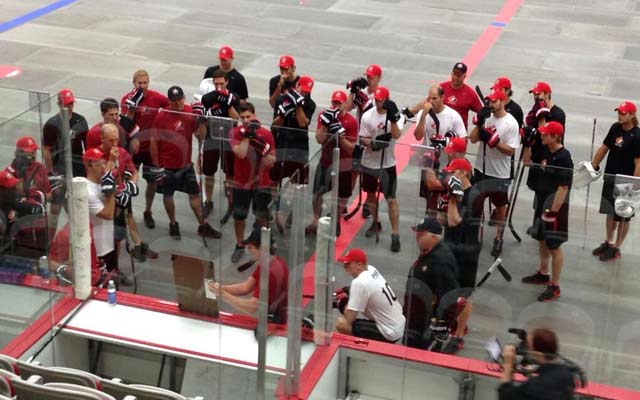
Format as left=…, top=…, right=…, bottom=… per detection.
left=1, top=0, right=640, bottom=397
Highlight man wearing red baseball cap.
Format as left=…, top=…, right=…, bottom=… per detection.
left=307, top=90, right=359, bottom=237
left=0, top=169, right=21, bottom=240
left=590, top=101, right=640, bottom=262
left=335, top=248, right=405, bottom=343
left=491, top=77, right=524, bottom=129
left=203, top=45, right=249, bottom=103
left=345, top=64, right=383, bottom=118
left=440, top=62, right=483, bottom=129
left=269, top=55, right=299, bottom=110
left=470, top=90, right=521, bottom=257
left=521, top=121, right=573, bottom=302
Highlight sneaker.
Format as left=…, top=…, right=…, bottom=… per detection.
left=131, top=244, right=147, bottom=262
left=203, top=200, right=213, bottom=218
left=522, top=271, right=550, bottom=285
left=118, top=271, right=133, bottom=287
left=141, top=242, right=158, bottom=259
left=169, top=222, right=181, bottom=240
left=143, top=211, right=155, bottom=229
left=362, top=203, right=371, bottom=218
left=538, top=284, right=561, bottom=302
left=491, top=237, right=503, bottom=257
left=592, top=241, right=611, bottom=256
left=365, top=221, right=382, bottom=238
left=599, top=246, right=621, bottom=262
left=231, top=245, right=245, bottom=263
left=198, top=223, right=222, bottom=239
left=440, top=336, right=464, bottom=355
left=391, top=234, right=401, bottom=252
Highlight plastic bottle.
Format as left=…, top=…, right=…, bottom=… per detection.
left=107, top=280, right=117, bottom=305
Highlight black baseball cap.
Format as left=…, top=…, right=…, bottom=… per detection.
left=452, top=62, right=468, bottom=73
left=412, top=217, right=443, bottom=235
left=167, top=85, right=184, bottom=101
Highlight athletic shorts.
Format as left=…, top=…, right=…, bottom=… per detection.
left=98, top=249, right=118, bottom=273
left=312, top=165, right=353, bottom=198
left=231, top=188, right=271, bottom=221
left=599, top=177, right=633, bottom=222
left=361, top=165, right=397, bottom=199
left=471, top=169, right=511, bottom=208
left=202, top=147, right=234, bottom=177
left=136, top=152, right=160, bottom=183
left=270, top=160, right=309, bottom=184
left=161, top=164, right=199, bottom=197
left=352, top=319, right=397, bottom=343
left=531, top=192, right=569, bottom=250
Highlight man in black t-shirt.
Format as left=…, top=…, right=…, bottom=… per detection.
left=268, top=55, right=300, bottom=113
left=591, top=101, right=640, bottom=261
left=522, top=122, right=573, bottom=302
left=202, top=46, right=249, bottom=102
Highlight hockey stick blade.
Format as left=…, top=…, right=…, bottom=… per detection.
left=497, top=263, right=512, bottom=282
left=476, top=258, right=502, bottom=288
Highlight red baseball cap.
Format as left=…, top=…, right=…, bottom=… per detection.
left=538, top=121, right=564, bottom=136
left=16, top=136, right=39, bottom=152
left=444, top=137, right=467, bottom=155
left=218, top=46, right=234, bottom=60
left=373, top=86, right=390, bottom=101
left=279, top=55, right=295, bottom=68
left=0, top=169, right=20, bottom=188
left=58, top=89, right=75, bottom=106
left=529, top=81, right=552, bottom=94
left=297, top=76, right=314, bottom=94
left=331, top=90, right=347, bottom=104
left=486, top=90, right=507, bottom=102
left=443, top=158, right=472, bottom=173
left=365, top=64, right=382, bottom=78
left=491, top=77, right=511, bottom=90
left=82, top=148, right=104, bottom=164
left=615, top=101, right=637, bottom=114
left=337, top=248, right=367, bottom=264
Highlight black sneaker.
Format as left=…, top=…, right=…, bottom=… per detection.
left=118, top=271, right=133, bottom=287
left=491, top=237, right=503, bottom=257
left=365, top=221, right=381, bottom=238
left=203, top=200, right=213, bottom=218
left=141, top=242, right=158, bottom=259
left=362, top=203, right=371, bottom=218
left=341, top=206, right=348, bottom=215
left=440, top=336, right=464, bottom=355
left=538, top=284, right=560, bottom=302
left=198, top=223, right=222, bottom=239
left=391, top=234, right=401, bottom=252
left=522, top=271, right=550, bottom=285
left=143, top=211, right=155, bottom=229
left=231, top=245, right=245, bottom=263
left=169, top=222, right=181, bottom=240
left=599, top=246, right=620, bottom=262
left=131, top=244, right=147, bottom=262
left=592, top=241, right=611, bottom=256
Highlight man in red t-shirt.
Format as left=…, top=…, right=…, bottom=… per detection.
left=87, top=98, right=140, bottom=156
left=208, top=229, right=289, bottom=324
left=150, top=86, right=221, bottom=240
left=228, top=102, right=275, bottom=263
left=440, top=62, right=482, bottom=129
left=120, top=69, right=170, bottom=230
left=307, top=90, right=358, bottom=237
left=49, top=223, right=101, bottom=286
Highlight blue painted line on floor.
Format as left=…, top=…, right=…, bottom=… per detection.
left=0, top=0, right=79, bottom=34
left=491, top=21, right=507, bottom=27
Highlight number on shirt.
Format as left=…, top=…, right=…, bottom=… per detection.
left=381, top=282, right=397, bottom=306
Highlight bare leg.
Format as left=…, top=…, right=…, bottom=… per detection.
left=605, top=215, right=617, bottom=243
left=365, top=192, right=377, bottom=223
left=549, top=247, right=564, bottom=285
left=126, top=213, right=142, bottom=245
left=538, top=240, right=551, bottom=275
left=234, top=219, right=245, bottom=245
left=388, top=198, right=399, bottom=235
left=614, top=220, right=630, bottom=248
left=189, top=194, right=204, bottom=224
left=145, top=182, right=156, bottom=212
left=454, top=302, right=472, bottom=337
left=163, top=196, right=176, bottom=224
left=493, top=204, right=508, bottom=238
left=205, top=175, right=215, bottom=202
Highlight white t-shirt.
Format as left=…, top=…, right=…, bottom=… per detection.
left=359, top=107, right=404, bottom=169
left=347, top=265, right=406, bottom=342
left=87, top=180, right=114, bottom=257
left=474, top=113, right=520, bottom=179
left=415, top=105, right=467, bottom=143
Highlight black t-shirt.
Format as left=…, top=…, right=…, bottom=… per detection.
left=505, top=99, right=524, bottom=128
left=444, top=185, right=482, bottom=259
left=203, top=66, right=249, bottom=100
left=42, top=112, right=89, bottom=177
left=527, top=104, right=566, bottom=188
left=269, top=75, right=301, bottom=115
left=498, top=362, right=576, bottom=400
left=603, top=123, right=640, bottom=176
left=536, top=146, right=573, bottom=199
left=276, top=96, right=316, bottom=151
left=409, top=241, right=459, bottom=303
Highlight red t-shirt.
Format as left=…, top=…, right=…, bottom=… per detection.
left=86, top=122, right=130, bottom=150
left=97, top=145, right=135, bottom=183
left=316, top=111, right=358, bottom=169
left=49, top=223, right=100, bottom=285
left=7, top=160, right=50, bottom=193
left=251, top=256, right=289, bottom=323
left=230, top=124, right=275, bottom=189
left=120, top=89, right=169, bottom=153
left=152, top=105, right=198, bottom=170
left=439, top=81, right=482, bottom=129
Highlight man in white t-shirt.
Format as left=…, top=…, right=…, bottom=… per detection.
left=469, top=90, right=520, bottom=257
left=335, top=248, right=405, bottom=343
left=83, top=147, right=130, bottom=287
left=358, top=86, right=404, bottom=252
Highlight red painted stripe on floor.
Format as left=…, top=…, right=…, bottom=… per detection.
left=300, top=0, right=524, bottom=304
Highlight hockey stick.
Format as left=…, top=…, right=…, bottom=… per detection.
left=197, top=138, right=208, bottom=248
left=343, top=171, right=362, bottom=221
left=506, top=146, right=526, bottom=242
left=374, top=147, right=385, bottom=244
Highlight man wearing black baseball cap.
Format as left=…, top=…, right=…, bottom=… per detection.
left=440, top=62, right=483, bottom=129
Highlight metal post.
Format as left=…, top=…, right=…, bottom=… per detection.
left=285, top=184, right=305, bottom=397
left=314, top=216, right=332, bottom=345
left=256, top=227, right=271, bottom=400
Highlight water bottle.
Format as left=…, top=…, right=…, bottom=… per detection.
left=107, top=280, right=117, bottom=305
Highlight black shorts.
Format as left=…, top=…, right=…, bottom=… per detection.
left=113, top=203, right=133, bottom=241
left=136, top=152, right=159, bottom=183
left=312, top=165, right=353, bottom=199
left=270, top=160, right=309, bottom=184
left=232, top=188, right=271, bottom=221
left=99, top=249, right=118, bottom=273
left=436, top=287, right=473, bottom=321
left=471, top=169, right=511, bottom=208
left=162, top=164, right=200, bottom=197
left=362, top=165, right=397, bottom=199
left=599, top=177, right=633, bottom=222
left=202, top=146, right=234, bottom=177
left=531, top=192, right=569, bottom=249
left=352, top=319, right=396, bottom=343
